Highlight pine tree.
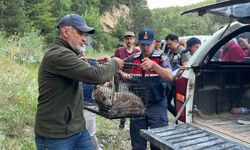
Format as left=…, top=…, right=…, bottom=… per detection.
left=1, top=0, right=28, bottom=36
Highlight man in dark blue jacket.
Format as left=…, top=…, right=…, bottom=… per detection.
left=126, top=28, right=173, bottom=150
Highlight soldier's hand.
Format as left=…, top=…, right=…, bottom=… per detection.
left=141, top=57, right=155, bottom=71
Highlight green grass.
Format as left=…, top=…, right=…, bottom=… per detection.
left=96, top=117, right=131, bottom=150
left=0, top=54, right=38, bottom=149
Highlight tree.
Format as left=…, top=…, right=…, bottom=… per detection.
left=113, top=0, right=153, bottom=42
left=99, top=0, right=117, bottom=12
left=114, top=17, right=131, bottom=41
left=1, top=0, right=28, bottom=36
left=24, top=0, right=57, bottom=42
left=130, top=0, right=152, bottom=33
left=52, top=0, right=71, bottom=18
left=150, top=0, right=228, bottom=39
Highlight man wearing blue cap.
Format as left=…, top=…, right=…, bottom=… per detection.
left=34, top=14, right=123, bottom=149
left=185, top=37, right=201, bottom=56
left=125, top=28, right=173, bottom=150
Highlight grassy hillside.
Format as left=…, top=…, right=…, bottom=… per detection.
left=0, top=53, right=37, bottom=149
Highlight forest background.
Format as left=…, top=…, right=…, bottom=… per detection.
left=0, top=0, right=230, bottom=149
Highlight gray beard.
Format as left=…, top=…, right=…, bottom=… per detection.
left=67, top=39, right=84, bottom=54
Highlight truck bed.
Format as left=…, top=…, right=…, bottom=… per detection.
left=193, top=112, right=250, bottom=146
left=140, top=123, right=250, bottom=150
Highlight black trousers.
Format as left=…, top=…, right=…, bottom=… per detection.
left=167, top=84, right=177, bottom=117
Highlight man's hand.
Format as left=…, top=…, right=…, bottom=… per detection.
left=140, top=57, right=155, bottom=71
left=141, top=57, right=173, bottom=81
left=80, top=56, right=88, bottom=61
left=97, top=55, right=111, bottom=62
left=119, top=70, right=132, bottom=80
left=173, top=64, right=186, bottom=79
left=112, top=57, right=124, bottom=69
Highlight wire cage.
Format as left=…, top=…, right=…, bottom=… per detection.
left=84, top=62, right=149, bottom=119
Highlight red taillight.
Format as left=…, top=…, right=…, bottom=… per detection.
left=175, top=77, right=188, bottom=122
left=176, top=93, right=185, bottom=103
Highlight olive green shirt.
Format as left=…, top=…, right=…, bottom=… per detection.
left=168, top=45, right=190, bottom=68
left=35, top=37, right=119, bottom=138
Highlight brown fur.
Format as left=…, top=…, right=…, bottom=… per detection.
left=94, top=82, right=144, bottom=116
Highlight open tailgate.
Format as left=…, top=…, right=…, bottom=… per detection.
left=181, top=0, right=250, bottom=24
left=140, top=123, right=250, bottom=150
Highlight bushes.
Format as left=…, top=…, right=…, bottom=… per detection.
left=0, top=31, right=43, bottom=148
left=90, top=32, right=119, bottom=54
left=0, top=30, right=46, bottom=64
left=15, top=30, right=46, bottom=64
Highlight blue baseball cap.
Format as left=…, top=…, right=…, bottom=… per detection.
left=56, top=14, right=95, bottom=34
left=138, top=28, right=154, bottom=45
left=186, top=37, right=201, bottom=51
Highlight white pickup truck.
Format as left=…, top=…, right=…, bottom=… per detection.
left=141, top=1, right=250, bottom=149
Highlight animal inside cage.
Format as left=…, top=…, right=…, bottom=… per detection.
left=84, top=62, right=149, bottom=119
